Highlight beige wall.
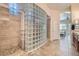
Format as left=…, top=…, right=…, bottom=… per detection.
left=36, top=3, right=60, bottom=41
left=51, top=10, right=60, bottom=40
left=71, top=4, right=79, bottom=24
left=0, top=4, right=21, bottom=55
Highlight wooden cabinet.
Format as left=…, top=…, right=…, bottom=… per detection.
left=73, top=33, right=79, bottom=52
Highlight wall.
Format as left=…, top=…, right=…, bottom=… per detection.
left=51, top=10, right=60, bottom=40
left=0, top=4, right=21, bottom=55
left=71, top=4, right=79, bottom=24
left=36, top=3, right=60, bottom=41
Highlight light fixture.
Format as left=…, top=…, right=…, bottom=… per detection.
left=75, top=19, right=79, bottom=24
left=64, top=11, right=71, bottom=14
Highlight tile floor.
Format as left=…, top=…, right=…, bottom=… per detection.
left=10, top=35, right=79, bottom=56
left=10, top=40, right=60, bottom=56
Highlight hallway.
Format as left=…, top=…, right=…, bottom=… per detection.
left=0, top=3, right=79, bottom=56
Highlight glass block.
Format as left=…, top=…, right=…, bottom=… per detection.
left=24, top=3, right=47, bottom=51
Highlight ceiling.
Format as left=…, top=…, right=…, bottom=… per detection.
left=47, top=3, right=70, bottom=12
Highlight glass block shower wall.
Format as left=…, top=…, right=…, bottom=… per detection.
left=24, top=3, right=47, bottom=51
